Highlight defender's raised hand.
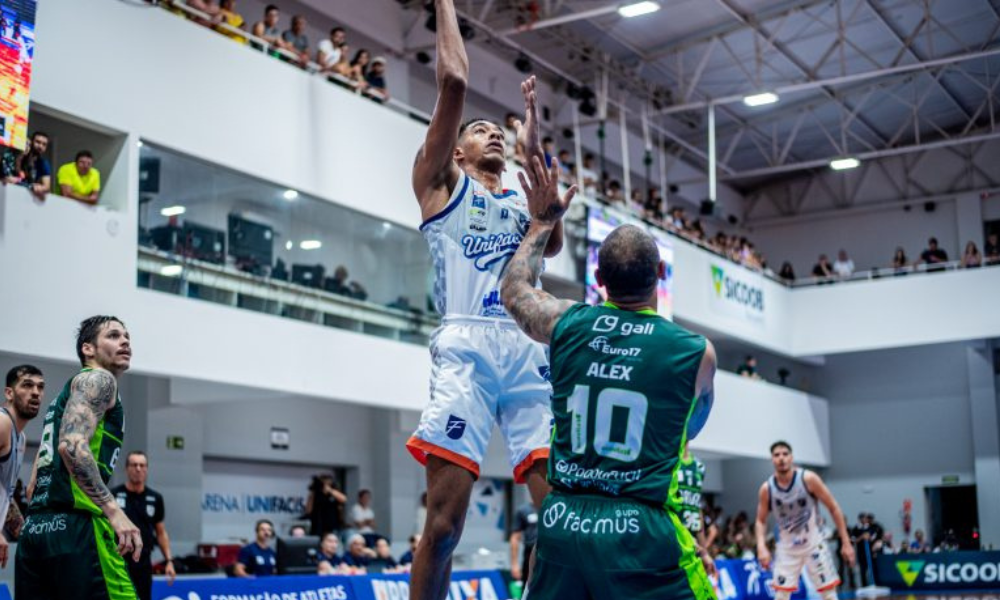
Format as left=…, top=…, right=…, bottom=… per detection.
left=517, top=155, right=577, bottom=226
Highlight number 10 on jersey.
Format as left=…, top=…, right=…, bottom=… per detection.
left=567, top=385, right=648, bottom=463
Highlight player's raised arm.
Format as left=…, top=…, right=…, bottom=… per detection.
left=412, top=0, right=467, bottom=218
left=804, top=470, right=856, bottom=567
left=755, top=482, right=772, bottom=569
left=502, top=156, right=578, bottom=344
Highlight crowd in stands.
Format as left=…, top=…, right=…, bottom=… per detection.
left=230, top=476, right=422, bottom=578
left=2, top=130, right=103, bottom=205
left=154, top=1, right=389, bottom=101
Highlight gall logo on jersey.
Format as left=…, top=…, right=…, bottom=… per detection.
left=591, top=315, right=654, bottom=336
left=461, top=232, right=523, bottom=271
left=446, top=415, right=467, bottom=440
left=711, top=265, right=764, bottom=315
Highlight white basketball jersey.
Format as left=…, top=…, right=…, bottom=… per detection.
left=421, top=171, right=536, bottom=318
left=0, top=408, right=25, bottom=529
left=769, top=469, right=822, bottom=547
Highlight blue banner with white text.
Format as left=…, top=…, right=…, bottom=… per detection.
left=713, top=559, right=815, bottom=600
left=152, top=570, right=508, bottom=600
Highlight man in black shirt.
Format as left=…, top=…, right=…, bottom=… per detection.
left=984, top=232, right=999, bottom=265
left=111, top=451, right=175, bottom=600
left=920, top=237, right=949, bottom=269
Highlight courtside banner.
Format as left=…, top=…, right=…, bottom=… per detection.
left=0, top=0, right=37, bottom=149
left=708, top=261, right=766, bottom=326
left=153, top=571, right=509, bottom=600
left=713, top=559, right=812, bottom=600
left=876, top=551, right=1000, bottom=590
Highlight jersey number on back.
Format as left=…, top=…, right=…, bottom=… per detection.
left=567, top=385, right=648, bottom=463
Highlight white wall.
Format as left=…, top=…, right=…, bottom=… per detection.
left=814, top=342, right=977, bottom=543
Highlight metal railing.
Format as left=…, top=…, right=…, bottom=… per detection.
left=157, top=0, right=432, bottom=123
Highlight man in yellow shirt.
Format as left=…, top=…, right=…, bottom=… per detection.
left=216, top=0, right=246, bottom=44
left=57, top=150, right=101, bottom=205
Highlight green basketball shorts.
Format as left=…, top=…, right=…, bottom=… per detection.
left=525, top=492, right=715, bottom=600
left=15, top=510, right=138, bottom=600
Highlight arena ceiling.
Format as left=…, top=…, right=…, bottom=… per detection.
left=396, top=0, right=1000, bottom=191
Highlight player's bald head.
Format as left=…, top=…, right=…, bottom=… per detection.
left=597, top=225, right=661, bottom=302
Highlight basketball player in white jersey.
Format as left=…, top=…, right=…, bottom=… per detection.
left=406, top=2, right=564, bottom=599
left=755, top=441, right=855, bottom=600
left=1, top=365, right=44, bottom=567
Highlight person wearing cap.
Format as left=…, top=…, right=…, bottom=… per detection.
left=365, top=56, right=389, bottom=102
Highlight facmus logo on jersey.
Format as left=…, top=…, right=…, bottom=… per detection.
left=461, top=232, right=523, bottom=271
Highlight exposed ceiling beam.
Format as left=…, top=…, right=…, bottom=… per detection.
left=498, top=3, right=620, bottom=36
left=653, top=46, right=1000, bottom=116
left=642, top=0, right=832, bottom=61
left=865, top=0, right=974, bottom=122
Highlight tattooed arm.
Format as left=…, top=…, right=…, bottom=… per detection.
left=58, top=369, right=142, bottom=560
left=502, top=156, right=578, bottom=344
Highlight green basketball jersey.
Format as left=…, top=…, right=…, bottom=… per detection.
left=548, top=303, right=707, bottom=509
left=29, top=368, right=125, bottom=516
left=676, top=454, right=706, bottom=533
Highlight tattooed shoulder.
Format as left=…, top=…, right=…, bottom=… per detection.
left=70, top=369, right=116, bottom=413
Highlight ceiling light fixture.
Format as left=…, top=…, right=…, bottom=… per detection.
left=618, top=1, right=660, bottom=18
left=160, top=265, right=183, bottom=277
left=160, top=205, right=186, bottom=217
left=283, top=189, right=299, bottom=201
left=830, top=157, right=861, bottom=171
left=300, top=240, right=322, bottom=250
left=742, top=92, right=779, bottom=107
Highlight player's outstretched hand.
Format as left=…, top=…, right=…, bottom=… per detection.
left=757, top=546, right=772, bottom=571
left=517, top=155, right=577, bottom=225
left=513, top=76, right=539, bottom=149
left=841, top=542, right=856, bottom=567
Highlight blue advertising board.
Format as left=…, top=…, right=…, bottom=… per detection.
left=876, top=551, right=1000, bottom=591
left=152, top=570, right=508, bottom=600
left=713, top=559, right=814, bottom=600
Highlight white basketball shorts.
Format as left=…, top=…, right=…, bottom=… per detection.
left=407, top=316, right=553, bottom=482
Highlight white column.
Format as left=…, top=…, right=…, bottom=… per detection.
left=967, top=343, right=1000, bottom=548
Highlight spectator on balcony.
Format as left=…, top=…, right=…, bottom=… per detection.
left=282, top=15, right=311, bottom=65
left=365, top=57, right=389, bottom=101
left=327, top=43, right=354, bottom=81
left=251, top=5, right=294, bottom=55
left=503, top=113, right=525, bottom=164
left=736, top=355, right=763, bottom=380
left=542, top=136, right=556, bottom=166
left=348, top=49, right=372, bottom=91
left=317, top=27, right=346, bottom=74
left=579, top=153, right=599, bottom=197
left=985, top=232, right=1000, bottom=265
left=919, top=237, right=949, bottom=268
left=348, top=281, right=369, bottom=301
left=961, top=241, right=982, bottom=268
left=833, top=249, right=855, bottom=278
left=324, top=266, right=351, bottom=296
left=185, top=0, right=222, bottom=26
left=2, top=131, right=51, bottom=200
left=892, top=247, right=908, bottom=272
left=605, top=180, right=623, bottom=204
left=778, top=261, right=796, bottom=283
left=644, top=187, right=665, bottom=222
left=399, top=534, right=420, bottom=567
left=812, top=254, right=835, bottom=282
left=557, top=150, right=575, bottom=185
left=215, top=0, right=246, bottom=44
left=57, top=150, right=101, bottom=205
